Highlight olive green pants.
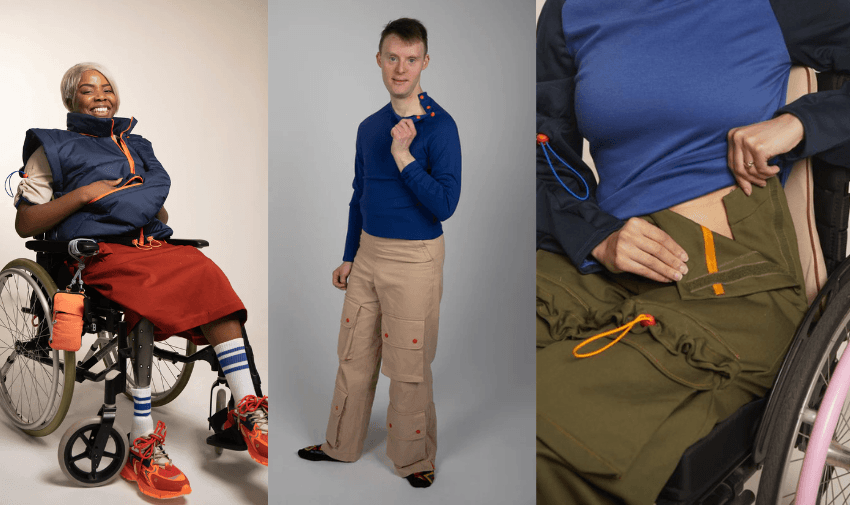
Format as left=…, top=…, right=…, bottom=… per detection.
left=537, top=178, right=808, bottom=504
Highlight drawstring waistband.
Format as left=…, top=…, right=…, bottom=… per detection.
left=132, top=228, right=162, bottom=250
left=537, top=133, right=589, bottom=201
left=573, top=314, right=657, bottom=358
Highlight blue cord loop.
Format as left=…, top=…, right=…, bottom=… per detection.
left=4, top=168, right=26, bottom=198
left=537, top=133, right=589, bottom=201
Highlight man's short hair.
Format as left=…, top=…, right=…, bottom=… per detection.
left=379, top=18, right=428, bottom=55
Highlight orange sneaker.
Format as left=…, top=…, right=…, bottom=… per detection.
left=120, top=421, right=191, bottom=499
left=225, top=395, right=268, bottom=466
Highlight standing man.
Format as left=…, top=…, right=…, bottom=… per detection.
left=297, top=18, right=461, bottom=489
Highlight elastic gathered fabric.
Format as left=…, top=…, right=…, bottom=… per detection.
left=536, top=179, right=808, bottom=504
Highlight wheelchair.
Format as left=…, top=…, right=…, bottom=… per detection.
left=655, top=71, right=850, bottom=504
left=0, top=235, right=263, bottom=487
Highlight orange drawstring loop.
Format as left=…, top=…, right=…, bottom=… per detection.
left=573, top=314, right=656, bottom=358
left=131, top=229, right=161, bottom=250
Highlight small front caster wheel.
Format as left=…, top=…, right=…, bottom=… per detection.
left=58, top=417, right=128, bottom=487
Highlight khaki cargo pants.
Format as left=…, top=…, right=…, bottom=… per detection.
left=322, top=231, right=444, bottom=477
left=536, top=178, right=809, bottom=504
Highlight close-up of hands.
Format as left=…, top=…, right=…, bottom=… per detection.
left=726, top=113, right=804, bottom=196
left=390, top=118, right=417, bottom=171
left=80, top=177, right=123, bottom=202
left=332, top=261, right=353, bottom=290
left=591, top=217, right=690, bottom=283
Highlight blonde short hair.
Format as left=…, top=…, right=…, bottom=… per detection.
left=60, top=63, right=120, bottom=113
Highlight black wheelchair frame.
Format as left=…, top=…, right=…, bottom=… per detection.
left=12, top=236, right=264, bottom=485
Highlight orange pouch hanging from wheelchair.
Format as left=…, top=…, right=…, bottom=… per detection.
left=51, top=291, right=86, bottom=351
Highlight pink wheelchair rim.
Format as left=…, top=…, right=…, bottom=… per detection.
left=796, top=345, right=850, bottom=504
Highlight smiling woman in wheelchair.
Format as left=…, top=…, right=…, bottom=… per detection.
left=10, top=62, right=267, bottom=499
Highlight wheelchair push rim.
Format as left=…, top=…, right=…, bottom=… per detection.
left=760, top=306, right=850, bottom=504
left=0, top=261, right=75, bottom=434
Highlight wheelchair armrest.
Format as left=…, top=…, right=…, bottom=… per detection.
left=25, top=238, right=209, bottom=253
left=25, top=240, right=76, bottom=254
left=168, top=239, right=209, bottom=248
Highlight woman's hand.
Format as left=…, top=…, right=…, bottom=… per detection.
left=591, top=218, right=689, bottom=283
left=14, top=178, right=122, bottom=238
left=332, top=261, right=353, bottom=290
left=78, top=178, right=122, bottom=202
left=727, top=113, right=804, bottom=196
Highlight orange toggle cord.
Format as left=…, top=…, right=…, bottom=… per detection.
left=573, top=314, right=657, bottom=358
left=537, top=133, right=549, bottom=144
left=132, top=229, right=162, bottom=250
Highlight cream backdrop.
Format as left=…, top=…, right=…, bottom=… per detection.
left=0, top=1, right=268, bottom=504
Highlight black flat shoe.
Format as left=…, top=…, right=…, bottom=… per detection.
left=405, top=470, right=435, bottom=488
left=297, top=444, right=341, bottom=462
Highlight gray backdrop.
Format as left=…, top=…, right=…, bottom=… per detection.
left=270, top=1, right=535, bottom=503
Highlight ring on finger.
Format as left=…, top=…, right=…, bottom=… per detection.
left=745, top=161, right=755, bottom=168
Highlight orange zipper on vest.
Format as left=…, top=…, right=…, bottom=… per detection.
left=88, top=175, right=143, bottom=203
left=109, top=117, right=136, bottom=174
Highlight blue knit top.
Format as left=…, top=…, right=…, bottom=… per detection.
left=565, top=0, right=792, bottom=219
left=343, top=92, right=462, bottom=261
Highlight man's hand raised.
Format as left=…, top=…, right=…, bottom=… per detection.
left=390, top=118, right=417, bottom=171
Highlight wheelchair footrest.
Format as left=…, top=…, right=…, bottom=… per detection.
left=206, top=407, right=247, bottom=452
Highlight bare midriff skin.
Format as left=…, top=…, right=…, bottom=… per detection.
left=669, top=185, right=736, bottom=240
left=590, top=66, right=809, bottom=284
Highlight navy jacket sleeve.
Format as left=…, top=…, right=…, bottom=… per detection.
left=771, top=0, right=850, bottom=166
left=342, top=124, right=365, bottom=262
left=536, top=0, right=624, bottom=273
left=399, top=116, right=462, bottom=222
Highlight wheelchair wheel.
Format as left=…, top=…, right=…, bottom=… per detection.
left=757, top=279, right=850, bottom=504
left=105, top=337, right=196, bottom=407
left=58, top=416, right=127, bottom=487
left=0, top=260, right=76, bottom=436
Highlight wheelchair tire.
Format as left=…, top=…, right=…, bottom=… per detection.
left=120, top=338, right=196, bottom=407
left=0, top=259, right=76, bottom=436
left=756, top=278, right=850, bottom=504
left=58, top=416, right=128, bottom=487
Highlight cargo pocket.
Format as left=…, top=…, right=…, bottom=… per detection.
left=325, top=387, right=347, bottom=448
left=386, top=405, right=427, bottom=467
left=380, top=314, right=425, bottom=382
left=337, top=299, right=361, bottom=361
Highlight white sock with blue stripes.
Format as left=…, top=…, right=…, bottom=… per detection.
left=130, top=386, right=154, bottom=439
left=214, top=339, right=254, bottom=403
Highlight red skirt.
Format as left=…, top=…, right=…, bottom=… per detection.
left=80, top=243, right=247, bottom=344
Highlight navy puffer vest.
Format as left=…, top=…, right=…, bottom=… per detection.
left=23, top=113, right=172, bottom=241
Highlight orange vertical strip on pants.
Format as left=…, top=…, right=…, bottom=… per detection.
left=701, top=225, right=725, bottom=295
